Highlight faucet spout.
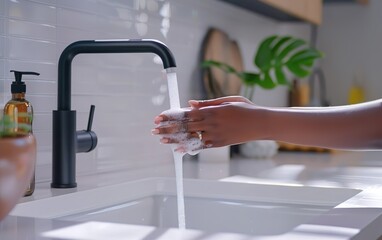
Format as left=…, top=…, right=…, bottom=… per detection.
left=58, top=39, right=176, bottom=110
left=52, top=39, right=177, bottom=188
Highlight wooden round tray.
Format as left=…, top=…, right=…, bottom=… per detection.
left=201, top=28, right=243, bottom=98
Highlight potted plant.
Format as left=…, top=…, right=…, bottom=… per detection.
left=0, top=114, right=36, bottom=220
left=202, top=35, right=323, bottom=158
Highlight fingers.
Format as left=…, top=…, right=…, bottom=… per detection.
left=154, top=110, right=204, bottom=135
left=189, top=96, right=252, bottom=108
left=160, top=132, right=200, bottom=144
left=152, top=121, right=202, bottom=135
left=153, top=101, right=229, bottom=153
left=155, top=109, right=204, bottom=125
left=154, top=114, right=182, bottom=124
left=154, top=115, right=165, bottom=125
left=160, top=131, right=214, bottom=153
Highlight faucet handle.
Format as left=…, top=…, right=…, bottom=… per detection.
left=87, top=105, right=95, bottom=131
left=77, top=105, right=98, bottom=153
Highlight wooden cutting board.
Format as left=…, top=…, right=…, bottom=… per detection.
left=202, top=28, right=243, bottom=98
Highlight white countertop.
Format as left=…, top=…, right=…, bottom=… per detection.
left=2, top=151, right=382, bottom=239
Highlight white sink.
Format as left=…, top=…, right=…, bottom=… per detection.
left=11, top=178, right=360, bottom=236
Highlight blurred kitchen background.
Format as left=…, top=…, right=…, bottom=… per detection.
left=0, top=0, right=379, bottom=183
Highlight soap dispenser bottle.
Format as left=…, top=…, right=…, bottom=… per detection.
left=3, top=70, right=40, bottom=196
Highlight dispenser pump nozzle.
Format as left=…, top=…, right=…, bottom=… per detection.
left=10, top=70, right=40, bottom=93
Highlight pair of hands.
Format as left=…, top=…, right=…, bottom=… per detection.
left=152, top=96, right=268, bottom=151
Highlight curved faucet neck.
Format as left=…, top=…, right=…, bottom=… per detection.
left=57, top=39, right=176, bottom=110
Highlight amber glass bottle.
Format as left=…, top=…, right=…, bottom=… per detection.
left=3, top=70, right=39, bottom=196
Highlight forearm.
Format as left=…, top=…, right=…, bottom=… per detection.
left=265, top=100, right=382, bottom=150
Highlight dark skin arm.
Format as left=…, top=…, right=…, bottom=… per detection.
left=153, top=96, right=382, bottom=150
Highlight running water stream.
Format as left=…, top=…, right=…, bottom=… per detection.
left=166, top=68, right=186, bottom=229
left=163, top=68, right=203, bottom=229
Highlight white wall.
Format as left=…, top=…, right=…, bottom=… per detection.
left=318, top=0, right=381, bottom=105
left=0, top=0, right=309, bottom=183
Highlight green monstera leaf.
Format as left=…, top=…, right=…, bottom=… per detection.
left=202, top=35, right=323, bottom=99
left=254, top=35, right=278, bottom=72
left=254, top=35, right=323, bottom=87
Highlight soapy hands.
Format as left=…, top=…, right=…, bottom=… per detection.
left=154, top=95, right=382, bottom=152
left=152, top=96, right=270, bottom=152
left=153, top=108, right=203, bottom=154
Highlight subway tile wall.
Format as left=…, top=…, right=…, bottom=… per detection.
left=0, top=0, right=307, bottom=183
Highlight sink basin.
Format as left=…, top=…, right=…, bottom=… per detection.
left=11, top=178, right=360, bottom=236
left=60, top=195, right=334, bottom=235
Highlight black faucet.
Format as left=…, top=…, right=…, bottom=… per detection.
left=52, top=39, right=177, bottom=188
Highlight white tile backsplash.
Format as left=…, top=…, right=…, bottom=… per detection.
left=0, top=0, right=309, bottom=184
left=26, top=95, right=56, bottom=113
left=28, top=0, right=56, bottom=6
left=0, top=1, right=4, bottom=17
left=6, top=37, right=56, bottom=62
left=0, top=18, right=5, bottom=35
left=0, top=36, right=4, bottom=58
left=57, top=8, right=97, bottom=31
left=0, top=79, right=4, bottom=98
left=0, top=60, right=4, bottom=79
left=56, top=0, right=99, bottom=14
left=32, top=113, right=52, bottom=132
left=7, top=19, right=56, bottom=42
left=95, top=17, right=134, bottom=39
left=56, top=27, right=98, bottom=45
left=97, top=2, right=135, bottom=21
left=7, top=0, right=56, bottom=25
